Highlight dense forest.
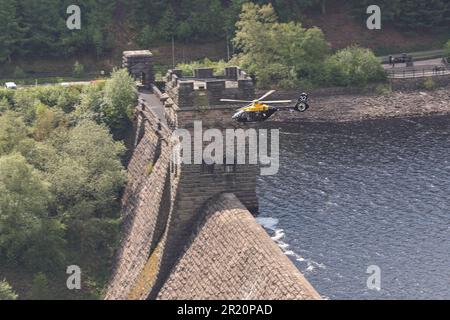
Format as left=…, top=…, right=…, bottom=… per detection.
left=0, top=0, right=449, bottom=63
left=0, top=70, right=137, bottom=299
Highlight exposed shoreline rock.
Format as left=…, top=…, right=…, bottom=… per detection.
left=269, top=86, right=450, bottom=123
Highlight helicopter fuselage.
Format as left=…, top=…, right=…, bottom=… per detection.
left=232, top=103, right=278, bottom=123
left=225, top=92, right=310, bottom=123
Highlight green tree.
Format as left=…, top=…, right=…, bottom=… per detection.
left=0, top=279, right=18, bottom=300
left=31, top=273, right=50, bottom=300
left=232, top=3, right=329, bottom=88
left=137, top=25, right=158, bottom=47
left=0, top=0, right=22, bottom=62
left=0, top=111, right=28, bottom=155
left=44, top=120, right=126, bottom=267
left=323, top=46, right=386, bottom=87
left=0, top=154, right=50, bottom=261
left=24, top=219, right=66, bottom=272
left=102, top=69, right=138, bottom=138
left=158, top=5, right=177, bottom=41
left=74, top=82, right=106, bottom=123
left=18, top=0, right=65, bottom=56
left=10, top=89, right=38, bottom=122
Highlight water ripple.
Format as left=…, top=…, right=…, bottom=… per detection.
left=258, top=116, right=450, bottom=300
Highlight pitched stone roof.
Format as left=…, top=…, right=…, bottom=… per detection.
left=157, top=193, right=321, bottom=300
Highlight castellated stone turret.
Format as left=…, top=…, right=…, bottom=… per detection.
left=161, top=66, right=259, bottom=213
left=164, top=67, right=254, bottom=110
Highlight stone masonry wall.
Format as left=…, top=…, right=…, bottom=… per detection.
left=105, top=107, right=175, bottom=300
left=164, top=68, right=254, bottom=108
left=389, top=73, right=450, bottom=91
left=157, top=193, right=321, bottom=300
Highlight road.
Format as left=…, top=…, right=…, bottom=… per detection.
left=383, top=57, right=449, bottom=78
left=382, top=58, right=444, bottom=69
left=379, top=49, right=444, bottom=63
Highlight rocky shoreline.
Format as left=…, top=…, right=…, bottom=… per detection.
left=270, top=86, right=450, bottom=123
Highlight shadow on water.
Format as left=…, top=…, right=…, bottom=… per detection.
left=258, top=115, right=450, bottom=299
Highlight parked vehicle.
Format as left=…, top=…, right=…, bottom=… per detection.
left=4, top=82, right=17, bottom=89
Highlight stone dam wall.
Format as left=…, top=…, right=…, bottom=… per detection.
left=105, top=106, right=176, bottom=300
left=105, top=103, right=320, bottom=301
left=105, top=54, right=320, bottom=300
left=389, top=73, right=450, bottom=91
left=157, top=193, right=320, bottom=300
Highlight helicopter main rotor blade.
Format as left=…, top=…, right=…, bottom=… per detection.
left=257, top=90, right=276, bottom=101
left=260, top=100, right=292, bottom=104
left=220, top=99, right=254, bottom=103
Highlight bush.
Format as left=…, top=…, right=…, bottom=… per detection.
left=0, top=280, right=18, bottom=300
left=323, top=46, right=386, bottom=87
left=176, top=58, right=231, bottom=77
left=102, top=69, right=138, bottom=139
left=423, top=78, right=436, bottom=90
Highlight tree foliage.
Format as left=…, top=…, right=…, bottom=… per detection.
left=0, top=153, right=54, bottom=263
left=323, top=46, right=387, bottom=87
left=232, top=3, right=330, bottom=88
left=0, top=0, right=448, bottom=62
left=0, top=279, right=18, bottom=300
left=102, top=69, right=138, bottom=138
left=2, top=0, right=450, bottom=61
left=0, top=73, right=132, bottom=296
left=230, top=3, right=385, bottom=88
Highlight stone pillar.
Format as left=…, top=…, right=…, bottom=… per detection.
left=123, top=50, right=155, bottom=89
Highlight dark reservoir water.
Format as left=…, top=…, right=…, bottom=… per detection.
left=257, top=116, right=450, bottom=300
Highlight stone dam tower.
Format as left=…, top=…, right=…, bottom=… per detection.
left=105, top=50, right=320, bottom=300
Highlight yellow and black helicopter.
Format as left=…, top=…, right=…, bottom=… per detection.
left=220, top=90, right=309, bottom=123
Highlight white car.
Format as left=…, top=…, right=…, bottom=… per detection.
left=5, top=82, right=17, bottom=89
